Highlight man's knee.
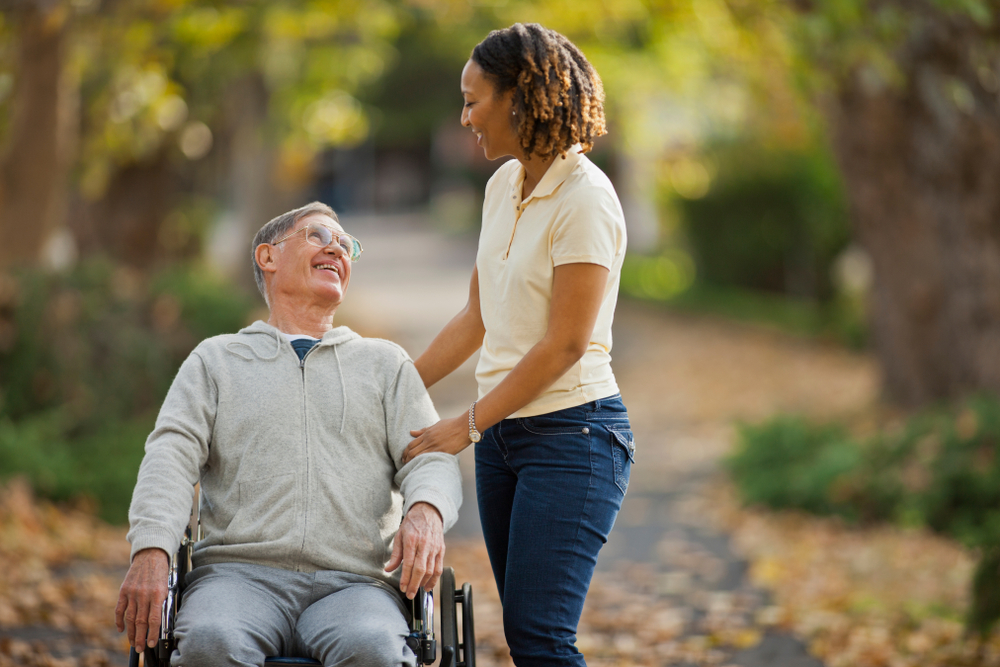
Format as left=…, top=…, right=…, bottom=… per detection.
left=320, top=617, right=416, bottom=667
left=175, top=618, right=267, bottom=667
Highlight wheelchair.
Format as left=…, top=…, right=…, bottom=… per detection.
left=127, top=526, right=475, bottom=667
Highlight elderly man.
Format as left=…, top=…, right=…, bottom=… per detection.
left=115, top=202, right=462, bottom=666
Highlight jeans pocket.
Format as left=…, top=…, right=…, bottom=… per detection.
left=609, top=427, right=635, bottom=495
left=520, top=414, right=589, bottom=435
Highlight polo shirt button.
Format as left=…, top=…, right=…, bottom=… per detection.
left=582, top=427, right=590, bottom=435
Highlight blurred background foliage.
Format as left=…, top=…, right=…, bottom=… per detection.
left=1, top=0, right=1000, bottom=635
left=0, top=261, right=254, bottom=522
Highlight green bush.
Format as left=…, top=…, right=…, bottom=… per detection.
left=0, top=259, right=254, bottom=522
left=678, top=142, right=851, bottom=301
left=0, top=411, right=155, bottom=522
left=727, top=417, right=862, bottom=518
left=623, top=139, right=866, bottom=347
left=727, top=394, right=1000, bottom=635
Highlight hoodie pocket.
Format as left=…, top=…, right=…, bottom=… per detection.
left=223, top=473, right=298, bottom=547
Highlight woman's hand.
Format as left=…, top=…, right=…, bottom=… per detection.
left=402, top=414, right=471, bottom=464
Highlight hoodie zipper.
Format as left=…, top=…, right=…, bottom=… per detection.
left=296, top=345, right=315, bottom=568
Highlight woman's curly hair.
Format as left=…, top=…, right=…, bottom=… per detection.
left=472, top=23, right=607, bottom=160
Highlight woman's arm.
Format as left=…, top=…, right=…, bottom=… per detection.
left=402, top=262, right=610, bottom=462
left=414, top=265, right=486, bottom=389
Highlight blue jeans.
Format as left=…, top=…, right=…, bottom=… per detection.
left=475, top=394, right=635, bottom=666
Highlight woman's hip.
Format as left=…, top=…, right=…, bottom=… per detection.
left=478, top=393, right=635, bottom=497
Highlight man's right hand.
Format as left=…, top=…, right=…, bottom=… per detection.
left=115, top=547, right=169, bottom=650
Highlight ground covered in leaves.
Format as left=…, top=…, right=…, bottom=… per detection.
left=0, top=479, right=129, bottom=665
left=2, top=298, right=999, bottom=665
left=3, top=475, right=998, bottom=666
left=719, top=490, right=1000, bottom=667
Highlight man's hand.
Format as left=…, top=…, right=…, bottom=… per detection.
left=115, top=547, right=169, bottom=650
left=385, top=502, right=445, bottom=599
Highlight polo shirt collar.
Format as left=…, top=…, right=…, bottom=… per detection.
left=508, top=144, right=585, bottom=203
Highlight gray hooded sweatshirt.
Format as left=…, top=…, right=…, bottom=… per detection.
left=126, top=321, right=462, bottom=586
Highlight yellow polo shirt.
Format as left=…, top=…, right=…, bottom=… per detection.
left=476, top=146, right=627, bottom=418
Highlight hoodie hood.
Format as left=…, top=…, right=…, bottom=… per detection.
left=228, top=320, right=361, bottom=361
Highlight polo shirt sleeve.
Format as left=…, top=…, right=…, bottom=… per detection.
left=549, top=184, right=625, bottom=270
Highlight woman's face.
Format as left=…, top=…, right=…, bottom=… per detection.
left=461, top=59, right=519, bottom=161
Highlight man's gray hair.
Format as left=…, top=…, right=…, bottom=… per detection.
left=251, top=201, right=339, bottom=305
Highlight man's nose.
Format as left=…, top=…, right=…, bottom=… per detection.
left=324, top=241, right=346, bottom=258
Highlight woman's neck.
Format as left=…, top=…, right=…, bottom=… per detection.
left=518, top=153, right=556, bottom=200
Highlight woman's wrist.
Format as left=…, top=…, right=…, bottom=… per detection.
left=468, top=402, right=482, bottom=443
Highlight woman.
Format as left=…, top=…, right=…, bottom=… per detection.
left=402, top=23, right=634, bottom=666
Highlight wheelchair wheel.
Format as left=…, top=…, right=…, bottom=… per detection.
left=439, top=567, right=458, bottom=654
left=460, top=582, right=475, bottom=667
left=439, top=567, right=475, bottom=667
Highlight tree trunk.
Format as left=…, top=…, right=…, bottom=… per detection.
left=70, top=151, right=178, bottom=266
left=0, top=3, right=72, bottom=268
left=829, top=12, right=1000, bottom=406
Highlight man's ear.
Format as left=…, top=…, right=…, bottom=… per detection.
left=255, top=243, right=278, bottom=274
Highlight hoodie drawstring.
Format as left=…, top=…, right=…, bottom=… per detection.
left=222, top=323, right=348, bottom=432
left=334, top=345, right=347, bottom=434
left=225, top=327, right=282, bottom=361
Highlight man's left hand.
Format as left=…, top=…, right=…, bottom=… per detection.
left=385, top=502, right=445, bottom=599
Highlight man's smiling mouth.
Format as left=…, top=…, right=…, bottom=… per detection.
left=314, top=263, right=340, bottom=274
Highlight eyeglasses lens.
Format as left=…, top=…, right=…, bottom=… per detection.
left=304, top=223, right=360, bottom=261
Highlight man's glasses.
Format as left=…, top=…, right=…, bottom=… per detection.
left=272, top=222, right=363, bottom=262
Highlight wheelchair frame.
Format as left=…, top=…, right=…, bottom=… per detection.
left=126, top=526, right=475, bottom=667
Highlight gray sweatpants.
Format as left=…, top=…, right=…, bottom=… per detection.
left=170, top=563, right=416, bottom=667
